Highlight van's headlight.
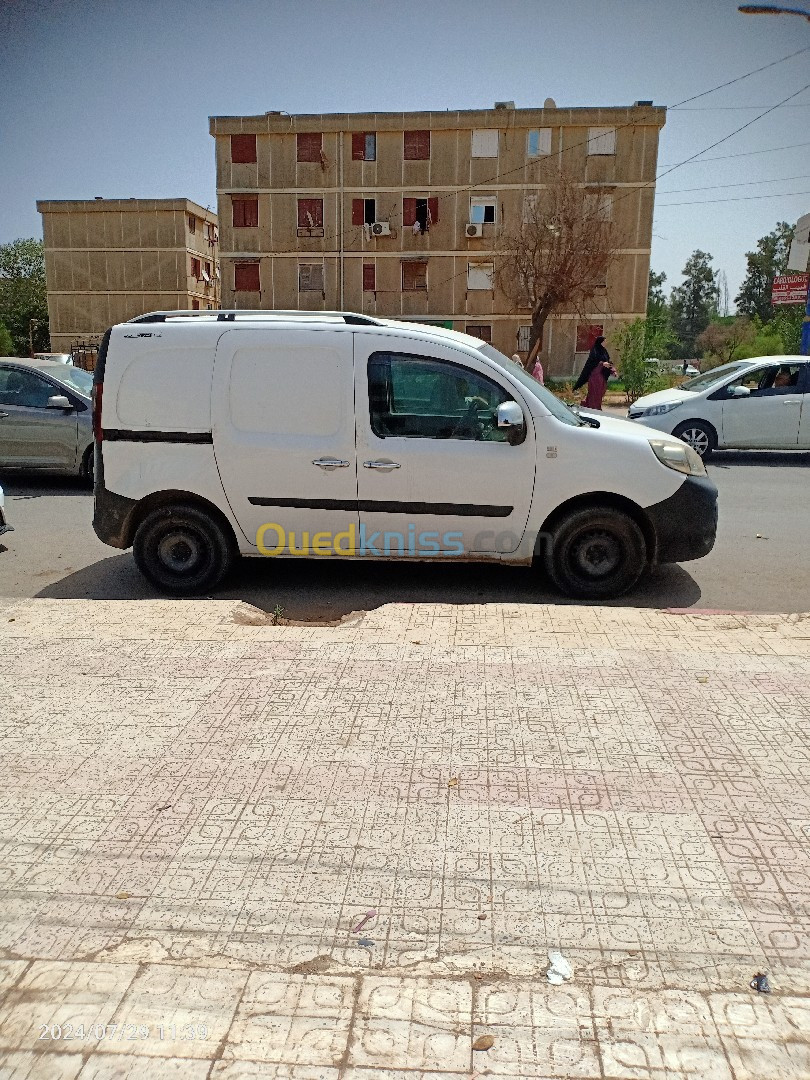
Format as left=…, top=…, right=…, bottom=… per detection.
left=649, top=438, right=706, bottom=476
left=640, top=401, right=682, bottom=417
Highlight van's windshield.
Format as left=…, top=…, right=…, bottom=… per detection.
left=479, top=345, right=583, bottom=427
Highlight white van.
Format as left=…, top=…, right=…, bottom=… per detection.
left=92, top=311, right=718, bottom=599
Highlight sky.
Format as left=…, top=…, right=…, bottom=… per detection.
left=2, top=0, right=809, bottom=303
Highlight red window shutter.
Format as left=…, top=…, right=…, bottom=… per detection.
left=352, top=133, right=365, bottom=160
left=402, top=199, right=417, bottom=227
left=235, top=263, right=260, bottom=292
left=362, top=263, right=376, bottom=292
left=297, top=198, right=323, bottom=228
left=233, top=198, right=258, bottom=228
left=404, top=130, right=430, bottom=160
left=576, top=323, right=603, bottom=352
left=191, top=298, right=200, bottom=310
left=352, top=199, right=365, bottom=226
left=231, top=134, right=257, bottom=163
left=428, top=197, right=439, bottom=224
left=297, top=132, right=322, bottom=162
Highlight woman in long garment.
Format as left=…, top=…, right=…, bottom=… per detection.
left=573, top=336, right=615, bottom=411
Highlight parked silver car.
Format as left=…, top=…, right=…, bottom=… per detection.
left=0, top=358, right=94, bottom=478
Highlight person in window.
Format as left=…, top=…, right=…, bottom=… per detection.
left=574, top=336, right=615, bottom=410
left=773, top=367, right=793, bottom=389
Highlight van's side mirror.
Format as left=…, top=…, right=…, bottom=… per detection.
left=47, top=395, right=72, bottom=409
left=496, top=401, right=526, bottom=444
left=727, top=385, right=750, bottom=399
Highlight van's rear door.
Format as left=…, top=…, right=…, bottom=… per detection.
left=212, top=327, right=358, bottom=553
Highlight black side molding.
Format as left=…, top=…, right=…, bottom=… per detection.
left=248, top=497, right=513, bottom=517
left=103, top=430, right=213, bottom=444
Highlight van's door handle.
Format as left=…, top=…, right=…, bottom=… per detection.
left=313, top=457, right=349, bottom=469
left=363, top=460, right=401, bottom=469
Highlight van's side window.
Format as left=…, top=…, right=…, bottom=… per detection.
left=368, top=352, right=512, bottom=441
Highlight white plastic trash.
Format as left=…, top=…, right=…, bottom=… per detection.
left=547, top=950, right=573, bottom=985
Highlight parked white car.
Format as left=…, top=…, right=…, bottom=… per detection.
left=629, top=356, right=809, bottom=457
left=93, top=310, right=718, bottom=599
left=0, top=483, right=12, bottom=539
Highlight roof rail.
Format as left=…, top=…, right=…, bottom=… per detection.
left=129, top=309, right=381, bottom=326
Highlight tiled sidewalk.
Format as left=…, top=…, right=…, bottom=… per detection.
left=0, top=599, right=809, bottom=1078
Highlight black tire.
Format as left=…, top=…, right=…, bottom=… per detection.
left=79, top=445, right=94, bottom=485
left=671, top=419, right=717, bottom=460
left=545, top=506, right=647, bottom=599
left=133, top=503, right=234, bottom=596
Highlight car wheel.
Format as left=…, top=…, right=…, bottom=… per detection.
left=79, top=446, right=94, bottom=485
left=545, top=506, right=647, bottom=599
left=133, top=504, right=234, bottom=595
left=671, top=419, right=716, bottom=459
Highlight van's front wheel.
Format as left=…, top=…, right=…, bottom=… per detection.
left=545, top=506, right=647, bottom=599
left=133, top=504, right=234, bottom=595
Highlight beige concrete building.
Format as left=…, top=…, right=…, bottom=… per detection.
left=210, top=103, right=665, bottom=376
left=37, top=198, right=220, bottom=355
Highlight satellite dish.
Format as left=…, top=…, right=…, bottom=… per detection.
left=543, top=97, right=557, bottom=109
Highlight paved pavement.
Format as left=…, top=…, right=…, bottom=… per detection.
left=2, top=446, right=810, bottom=616
left=1, top=597, right=809, bottom=1077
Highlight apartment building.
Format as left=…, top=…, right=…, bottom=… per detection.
left=37, top=198, right=220, bottom=355
left=210, top=103, right=665, bottom=375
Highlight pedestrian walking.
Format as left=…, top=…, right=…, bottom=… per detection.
left=573, top=336, right=616, bottom=410
left=530, top=357, right=544, bottom=385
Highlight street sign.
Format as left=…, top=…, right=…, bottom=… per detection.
left=772, top=273, right=809, bottom=305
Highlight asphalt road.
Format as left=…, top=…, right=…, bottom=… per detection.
left=2, top=448, right=809, bottom=618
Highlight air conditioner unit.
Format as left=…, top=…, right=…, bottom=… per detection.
left=370, top=221, right=391, bottom=237
left=466, top=223, right=484, bottom=238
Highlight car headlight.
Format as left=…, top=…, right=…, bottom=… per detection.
left=642, top=401, right=682, bottom=417
left=649, top=438, right=706, bottom=476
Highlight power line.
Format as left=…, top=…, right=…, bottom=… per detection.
left=671, top=102, right=810, bottom=110
left=659, top=172, right=810, bottom=194
left=657, top=188, right=810, bottom=207
left=666, top=42, right=810, bottom=109
left=658, top=138, right=810, bottom=166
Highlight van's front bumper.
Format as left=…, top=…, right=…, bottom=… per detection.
left=646, top=474, right=718, bottom=564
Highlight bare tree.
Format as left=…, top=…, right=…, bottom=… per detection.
left=494, top=166, right=623, bottom=369
left=696, top=316, right=756, bottom=369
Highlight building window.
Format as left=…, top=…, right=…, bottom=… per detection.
left=352, top=198, right=377, bottom=226
left=402, top=260, right=427, bottom=291
left=202, top=261, right=212, bottom=283
left=467, top=262, right=494, bottom=291
left=190, top=257, right=201, bottom=279
left=297, top=198, right=324, bottom=228
left=188, top=215, right=196, bottom=234
left=403, top=130, right=430, bottom=160
left=585, top=192, right=613, bottom=221
left=403, top=197, right=438, bottom=232
left=206, top=222, right=218, bottom=244
left=465, top=324, right=492, bottom=342
left=517, top=326, right=532, bottom=352
left=297, top=132, right=323, bottom=162
left=232, top=197, right=259, bottom=228
left=587, top=127, right=616, bottom=155
left=469, top=197, right=496, bottom=225
left=352, top=132, right=377, bottom=161
left=231, top=134, right=257, bottom=163
left=527, top=129, right=552, bottom=157
left=471, top=129, right=499, bottom=158
left=576, top=323, right=604, bottom=352
left=522, top=194, right=539, bottom=223
left=363, top=263, right=376, bottom=292
left=299, top=263, right=324, bottom=292
left=234, top=262, right=260, bottom=292
left=191, top=298, right=200, bottom=310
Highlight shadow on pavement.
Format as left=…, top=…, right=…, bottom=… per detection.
left=709, top=451, right=810, bottom=469
left=0, top=473, right=91, bottom=497
left=36, top=551, right=703, bottom=620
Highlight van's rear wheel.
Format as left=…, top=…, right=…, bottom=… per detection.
left=133, top=504, right=234, bottom=595
left=545, top=506, right=647, bottom=599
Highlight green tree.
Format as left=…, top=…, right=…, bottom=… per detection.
left=770, top=305, right=804, bottom=354
left=0, top=320, right=13, bottom=356
left=669, top=250, right=720, bottom=358
left=0, top=238, right=49, bottom=354
left=647, top=269, right=668, bottom=318
left=696, top=316, right=756, bottom=369
left=735, top=222, right=795, bottom=322
left=614, top=315, right=678, bottom=403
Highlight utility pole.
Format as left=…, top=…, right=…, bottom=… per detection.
left=739, top=4, right=810, bottom=351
